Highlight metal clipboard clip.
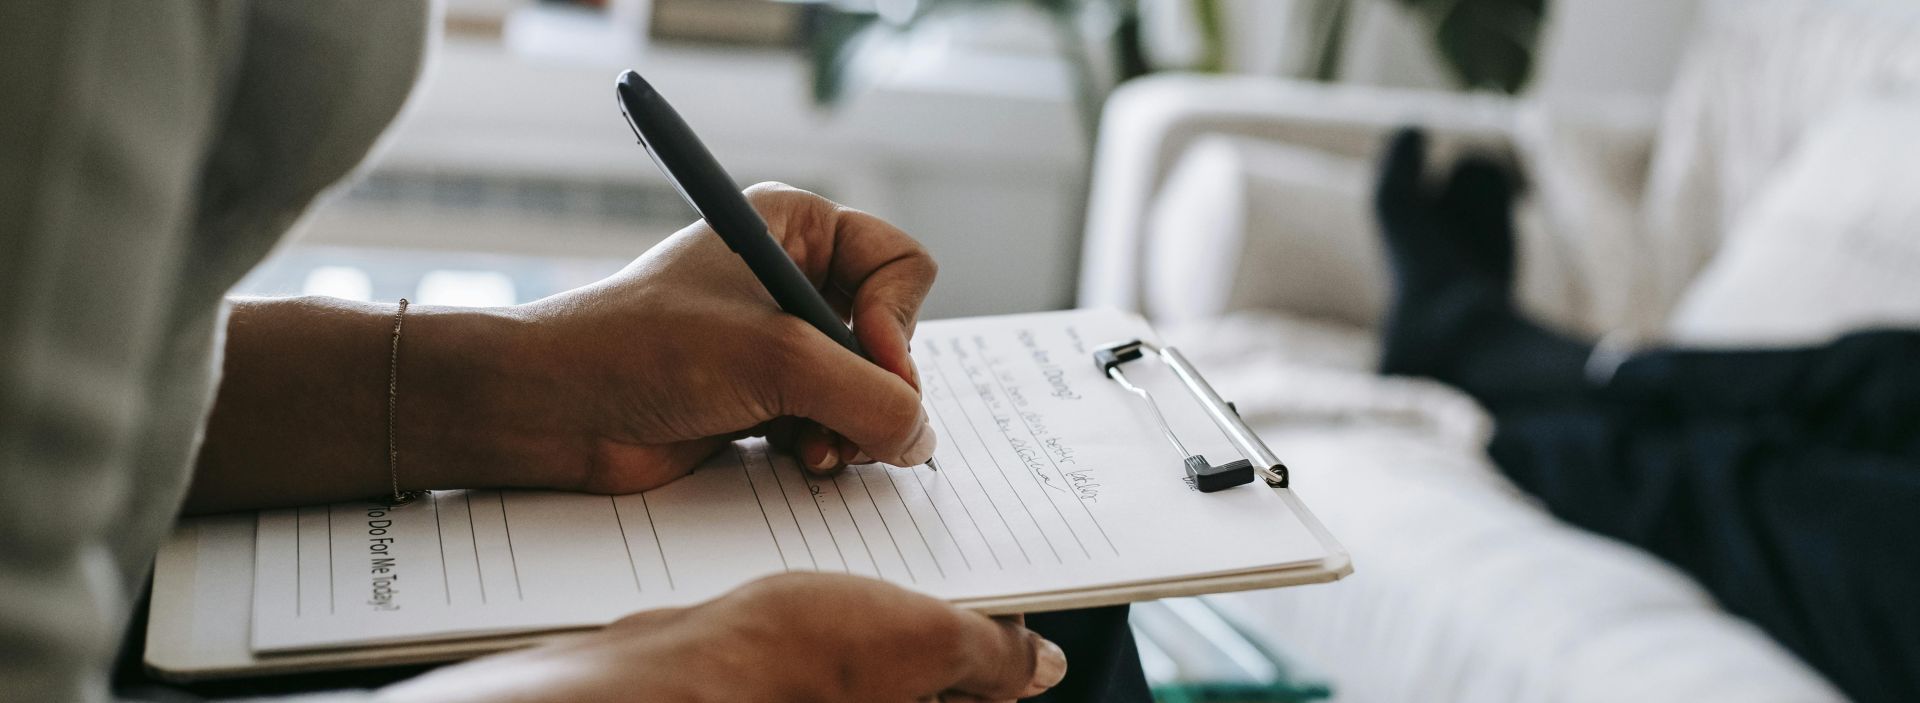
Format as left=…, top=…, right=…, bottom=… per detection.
left=1094, top=339, right=1289, bottom=492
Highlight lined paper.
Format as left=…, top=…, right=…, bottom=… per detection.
left=251, top=309, right=1330, bottom=653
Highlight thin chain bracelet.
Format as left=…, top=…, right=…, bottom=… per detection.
left=386, top=298, right=428, bottom=506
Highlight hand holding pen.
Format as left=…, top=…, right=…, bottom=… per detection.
left=615, top=70, right=940, bottom=473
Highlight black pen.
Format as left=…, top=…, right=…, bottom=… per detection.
left=615, top=70, right=938, bottom=472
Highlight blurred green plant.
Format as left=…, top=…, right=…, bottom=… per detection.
left=802, top=0, right=1225, bottom=143
left=1297, top=0, right=1536, bottom=92
left=1391, top=0, right=1545, bottom=92
left=1309, top=0, right=1546, bottom=92
left=805, top=0, right=1546, bottom=134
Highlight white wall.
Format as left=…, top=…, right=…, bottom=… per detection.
left=1530, top=0, right=1703, bottom=99
left=301, top=35, right=1087, bottom=317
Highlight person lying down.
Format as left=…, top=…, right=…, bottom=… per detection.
left=1371, top=128, right=1920, bottom=703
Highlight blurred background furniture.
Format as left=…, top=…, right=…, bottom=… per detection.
left=1080, top=0, right=1920, bottom=699
left=248, top=0, right=1699, bottom=319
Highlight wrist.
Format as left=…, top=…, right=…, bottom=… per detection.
left=401, top=304, right=576, bottom=491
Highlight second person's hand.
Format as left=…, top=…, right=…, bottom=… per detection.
left=377, top=573, right=1068, bottom=702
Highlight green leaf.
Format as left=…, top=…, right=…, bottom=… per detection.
left=1394, top=0, right=1545, bottom=93
left=805, top=8, right=880, bottom=106
left=1193, top=0, right=1226, bottom=73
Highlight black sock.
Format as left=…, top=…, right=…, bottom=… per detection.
left=1373, top=129, right=1593, bottom=404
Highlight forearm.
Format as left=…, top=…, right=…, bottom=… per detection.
left=186, top=297, right=564, bottom=514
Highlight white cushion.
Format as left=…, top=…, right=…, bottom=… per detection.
left=1667, top=98, right=1920, bottom=346
left=1139, top=112, right=1667, bottom=338
left=1144, top=136, right=1385, bottom=328
left=1639, top=0, right=1920, bottom=321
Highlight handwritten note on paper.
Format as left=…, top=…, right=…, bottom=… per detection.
left=250, top=309, right=1330, bottom=653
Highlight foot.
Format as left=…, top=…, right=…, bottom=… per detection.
left=1373, top=129, right=1522, bottom=381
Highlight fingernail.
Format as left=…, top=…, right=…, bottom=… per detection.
left=810, top=444, right=839, bottom=471
left=904, top=420, right=937, bottom=466
left=850, top=451, right=873, bottom=465
left=1024, top=637, right=1067, bottom=696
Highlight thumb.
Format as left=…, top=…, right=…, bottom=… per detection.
left=775, top=333, right=938, bottom=467
left=947, top=614, right=1069, bottom=699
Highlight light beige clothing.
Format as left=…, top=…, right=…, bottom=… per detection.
left=0, top=2, right=426, bottom=700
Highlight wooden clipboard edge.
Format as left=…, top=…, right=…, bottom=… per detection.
left=961, top=556, right=1351, bottom=617
left=149, top=630, right=569, bottom=683
left=149, top=560, right=1349, bottom=683
left=147, top=487, right=1351, bottom=682
left=1275, top=485, right=1352, bottom=578
left=964, top=487, right=1352, bottom=615
left=144, top=519, right=199, bottom=677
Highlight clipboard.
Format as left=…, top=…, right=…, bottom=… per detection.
left=144, top=310, right=1352, bottom=681
left=146, top=490, right=1348, bottom=681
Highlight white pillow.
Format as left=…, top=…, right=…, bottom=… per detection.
left=1666, top=98, right=1920, bottom=347
left=1143, top=135, right=1387, bottom=328
left=1639, top=0, right=1920, bottom=319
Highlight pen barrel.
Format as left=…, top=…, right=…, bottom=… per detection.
left=727, top=218, right=867, bottom=359
left=616, top=70, right=866, bottom=360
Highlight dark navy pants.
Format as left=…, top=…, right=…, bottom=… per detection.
left=1483, top=330, right=1920, bottom=703
left=1025, top=604, right=1151, bottom=702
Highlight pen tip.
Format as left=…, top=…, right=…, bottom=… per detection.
left=926, top=457, right=942, bottom=472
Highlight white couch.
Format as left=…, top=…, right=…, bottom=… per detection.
left=1080, top=1, right=1920, bottom=700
